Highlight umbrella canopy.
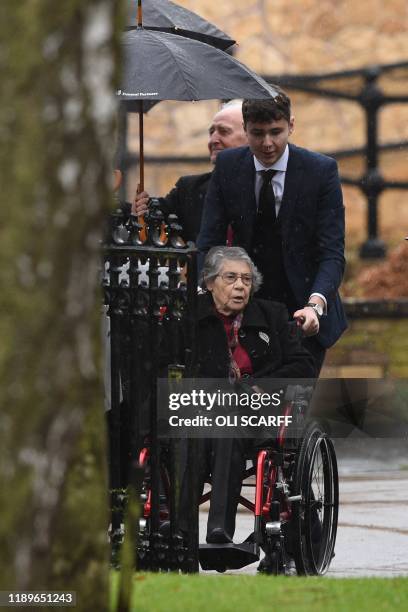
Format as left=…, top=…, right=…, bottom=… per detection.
left=119, top=28, right=278, bottom=102
left=126, top=0, right=235, bottom=50
left=118, top=28, right=278, bottom=193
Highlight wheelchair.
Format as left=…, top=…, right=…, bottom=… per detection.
left=137, top=385, right=339, bottom=576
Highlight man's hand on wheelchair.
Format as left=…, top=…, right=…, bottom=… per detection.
left=293, top=307, right=319, bottom=337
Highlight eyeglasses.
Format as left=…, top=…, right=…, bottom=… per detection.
left=217, top=272, right=253, bottom=286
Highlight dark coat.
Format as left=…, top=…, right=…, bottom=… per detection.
left=159, top=172, right=212, bottom=243
left=195, top=292, right=316, bottom=381
left=117, top=172, right=212, bottom=242
left=197, top=144, right=347, bottom=348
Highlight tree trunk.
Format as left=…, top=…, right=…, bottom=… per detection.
left=0, top=2, right=123, bottom=609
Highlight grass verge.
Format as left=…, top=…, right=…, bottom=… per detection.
left=111, top=572, right=408, bottom=612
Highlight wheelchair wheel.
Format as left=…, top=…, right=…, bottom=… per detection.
left=291, top=421, right=338, bottom=575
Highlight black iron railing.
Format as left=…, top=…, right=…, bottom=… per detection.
left=103, top=202, right=199, bottom=572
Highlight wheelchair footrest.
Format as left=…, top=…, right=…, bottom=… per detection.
left=199, top=541, right=260, bottom=571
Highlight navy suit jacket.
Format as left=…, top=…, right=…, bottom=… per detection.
left=196, top=143, right=347, bottom=349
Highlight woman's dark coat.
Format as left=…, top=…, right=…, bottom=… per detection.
left=194, top=292, right=316, bottom=381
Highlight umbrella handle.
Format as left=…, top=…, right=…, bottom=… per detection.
left=138, top=216, right=147, bottom=243
left=135, top=183, right=147, bottom=243
left=138, top=0, right=142, bottom=27
left=134, top=186, right=168, bottom=245
left=137, top=99, right=147, bottom=241
left=139, top=105, right=144, bottom=192
left=136, top=100, right=166, bottom=245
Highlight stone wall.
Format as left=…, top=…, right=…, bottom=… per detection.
left=322, top=318, right=408, bottom=378
left=126, top=0, right=408, bottom=246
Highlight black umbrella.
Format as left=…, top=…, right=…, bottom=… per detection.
left=119, top=28, right=278, bottom=190
left=126, top=0, right=235, bottom=51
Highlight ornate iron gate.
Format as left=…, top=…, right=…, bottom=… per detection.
left=103, top=202, right=199, bottom=572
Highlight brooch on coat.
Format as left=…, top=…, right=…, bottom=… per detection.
left=259, top=331, right=270, bottom=345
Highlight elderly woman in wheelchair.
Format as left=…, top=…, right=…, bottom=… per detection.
left=161, top=246, right=338, bottom=575
left=138, top=246, right=338, bottom=574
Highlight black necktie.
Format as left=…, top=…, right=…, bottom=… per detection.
left=258, top=169, right=276, bottom=223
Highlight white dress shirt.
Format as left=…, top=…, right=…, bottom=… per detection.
left=253, top=145, right=327, bottom=312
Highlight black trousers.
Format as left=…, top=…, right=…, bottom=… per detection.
left=178, top=437, right=251, bottom=540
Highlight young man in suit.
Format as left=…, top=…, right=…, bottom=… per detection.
left=132, top=102, right=247, bottom=242
left=197, top=92, right=347, bottom=371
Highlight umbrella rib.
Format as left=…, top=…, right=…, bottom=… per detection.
left=151, top=32, right=195, bottom=99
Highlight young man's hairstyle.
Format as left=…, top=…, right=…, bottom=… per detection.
left=242, top=87, right=291, bottom=126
